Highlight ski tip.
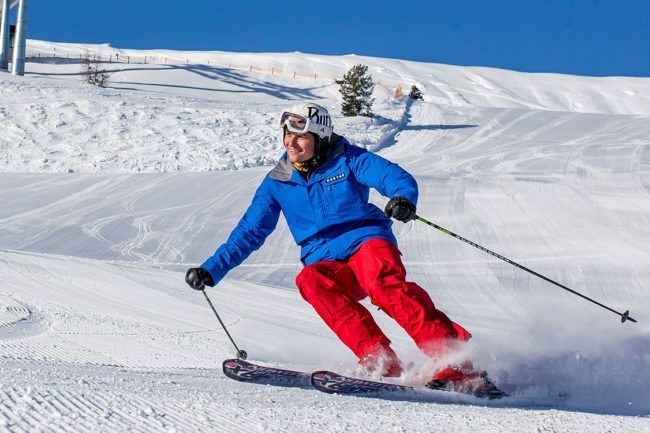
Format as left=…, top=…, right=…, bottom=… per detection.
left=476, top=388, right=509, bottom=400
left=425, top=378, right=509, bottom=400
left=222, top=358, right=239, bottom=368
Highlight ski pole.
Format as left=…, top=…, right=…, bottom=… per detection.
left=201, top=289, right=248, bottom=359
left=415, top=215, right=637, bottom=324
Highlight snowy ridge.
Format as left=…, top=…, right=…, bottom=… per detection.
left=1, top=40, right=649, bottom=432
left=2, top=39, right=650, bottom=173
left=26, top=40, right=650, bottom=115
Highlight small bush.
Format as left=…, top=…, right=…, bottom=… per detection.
left=82, top=52, right=110, bottom=88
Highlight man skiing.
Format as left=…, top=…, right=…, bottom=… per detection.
left=185, top=102, right=495, bottom=394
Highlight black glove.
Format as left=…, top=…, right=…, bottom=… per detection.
left=384, top=196, right=416, bottom=222
left=185, top=267, right=215, bottom=291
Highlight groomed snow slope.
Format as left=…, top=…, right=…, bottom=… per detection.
left=0, top=41, right=649, bottom=432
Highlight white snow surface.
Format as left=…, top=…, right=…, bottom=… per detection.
left=0, top=40, right=649, bottom=432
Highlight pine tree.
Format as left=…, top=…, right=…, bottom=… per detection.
left=82, top=52, right=110, bottom=88
left=409, top=85, right=423, bottom=100
left=339, top=64, right=375, bottom=117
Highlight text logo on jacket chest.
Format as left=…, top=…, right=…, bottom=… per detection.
left=325, top=173, right=346, bottom=183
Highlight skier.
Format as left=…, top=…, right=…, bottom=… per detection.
left=185, top=102, right=492, bottom=394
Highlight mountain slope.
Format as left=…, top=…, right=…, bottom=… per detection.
left=0, top=40, right=649, bottom=432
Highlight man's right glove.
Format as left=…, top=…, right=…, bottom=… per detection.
left=384, top=195, right=417, bottom=222
left=185, top=267, right=215, bottom=291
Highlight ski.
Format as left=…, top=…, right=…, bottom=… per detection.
left=311, top=370, right=508, bottom=400
left=311, top=370, right=416, bottom=394
left=222, top=358, right=311, bottom=388
left=223, top=359, right=508, bottom=399
left=426, top=373, right=509, bottom=399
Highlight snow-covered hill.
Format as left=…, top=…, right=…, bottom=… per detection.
left=0, top=40, right=649, bottom=432
left=3, top=39, right=650, bottom=174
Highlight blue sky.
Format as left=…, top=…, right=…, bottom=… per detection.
left=11, top=0, right=650, bottom=77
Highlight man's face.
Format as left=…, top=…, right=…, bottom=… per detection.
left=284, top=129, right=315, bottom=163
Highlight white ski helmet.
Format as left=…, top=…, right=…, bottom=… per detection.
left=279, top=102, right=333, bottom=141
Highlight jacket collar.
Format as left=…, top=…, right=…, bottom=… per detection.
left=269, top=133, right=347, bottom=182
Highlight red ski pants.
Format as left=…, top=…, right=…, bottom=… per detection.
left=296, top=238, right=471, bottom=360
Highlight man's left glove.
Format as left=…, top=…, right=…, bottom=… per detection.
left=185, top=267, right=215, bottom=291
left=384, top=195, right=416, bottom=222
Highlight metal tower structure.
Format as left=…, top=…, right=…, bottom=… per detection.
left=0, top=0, right=23, bottom=74
left=10, top=0, right=25, bottom=75
left=0, top=0, right=17, bottom=70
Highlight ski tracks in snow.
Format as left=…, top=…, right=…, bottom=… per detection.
left=0, top=363, right=292, bottom=433
left=81, top=179, right=188, bottom=265
left=0, top=295, right=30, bottom=329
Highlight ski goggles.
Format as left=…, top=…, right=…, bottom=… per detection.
left=279, top=112, right=310, bottom=134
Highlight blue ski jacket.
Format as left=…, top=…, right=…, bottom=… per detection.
left=201, top=134, right=418, bottom=285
